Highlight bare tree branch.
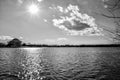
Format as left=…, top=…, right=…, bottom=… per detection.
left=100, top=13, right=120, bottom=18
left=109, top=0, right=120, bottom=9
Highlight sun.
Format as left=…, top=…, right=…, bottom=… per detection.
left=27, top=3, right=39, bottom=15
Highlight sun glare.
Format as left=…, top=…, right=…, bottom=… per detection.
left=27, top=3, right=39, bottom=15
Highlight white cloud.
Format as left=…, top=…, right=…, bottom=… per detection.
left=45, top=38, right=68, bottom=43
left=43, top=19, right=48, bottom=22
left=18, top=0, right=23, bottom=4
left=0, top=36, right=14, bottom=41
left=0, top=36, right=23, bottom=41
left=52, top=4, right=103, bottom=36
left=18, top=0, right=43, bottom=5
left=19, top=36, right=23, bottom=40
left=104, top=5, right=108, bottom=8
left=102, top=0, right=109, bottom=2
left=37, top=0, right=43, bottom=2
left=57, top=38, right=68, bottom=41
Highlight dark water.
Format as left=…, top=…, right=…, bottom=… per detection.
left=0, top=47, right=120, bottom=80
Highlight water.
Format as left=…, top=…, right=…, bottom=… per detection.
left=0, top=47, right=120, bottom=80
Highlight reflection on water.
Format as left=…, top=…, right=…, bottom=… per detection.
left=0, top=47, right=120, bottom=80
left=21, top=48, right=43, bottom=80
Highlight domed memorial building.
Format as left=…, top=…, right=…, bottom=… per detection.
left=7, top=38, right=22, bottom=47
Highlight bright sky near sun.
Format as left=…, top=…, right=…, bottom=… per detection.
left=0, top=0, right=116, bottom=44
left=27, top=3, right=39, bottom=15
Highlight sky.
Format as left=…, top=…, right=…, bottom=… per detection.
left=0, top=0, right=117, bottom=44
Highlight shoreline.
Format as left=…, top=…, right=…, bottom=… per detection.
left=0, top=44, right=120, bottom=48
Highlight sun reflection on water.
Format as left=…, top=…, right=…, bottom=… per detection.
left=22, top=48, right=40, bottom=53
left=21, top=48, right=44, bottom=80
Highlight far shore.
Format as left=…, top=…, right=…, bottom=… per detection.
left=0, top=44, right=120, bottom=48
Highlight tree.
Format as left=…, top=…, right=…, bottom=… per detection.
left=7, top=38, right=22, bottom=47
left=0, top=43, right=6, bottom=47
left=100, top=0, right=120, bottom=43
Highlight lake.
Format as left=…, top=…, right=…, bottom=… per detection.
left=0, top=47, right=120, bottom=80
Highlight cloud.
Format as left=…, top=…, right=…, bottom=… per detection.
left=18, top=0, right=23, bottom=4
left=37, top=0, right=43, bottom=2
left=0, top=36, right=14, bottom=41
left=45, top=38, right=68, bottom=43
left=18, top=0, right=43, bottom=5
left=102, top=0, right=109, bottom=2
left=19, top=36, right=23, bottom=40
left=0, top=36, right=23, bottom=41
left=57, top=38, right=68, bottom=41
left=52, top=4, right=103, bottom=36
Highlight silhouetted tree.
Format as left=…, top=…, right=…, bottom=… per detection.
left=7, top=38, right=22, bottom=47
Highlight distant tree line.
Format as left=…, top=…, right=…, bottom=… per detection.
left=23, top=44, right=120, bottom=47
left=0, top=38, right=120, bottom=47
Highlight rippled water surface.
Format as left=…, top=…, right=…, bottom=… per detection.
left=0, top=47, right=120, bottom=80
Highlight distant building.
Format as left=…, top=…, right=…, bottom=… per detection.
left=7, top=38, right=22, bottom=47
